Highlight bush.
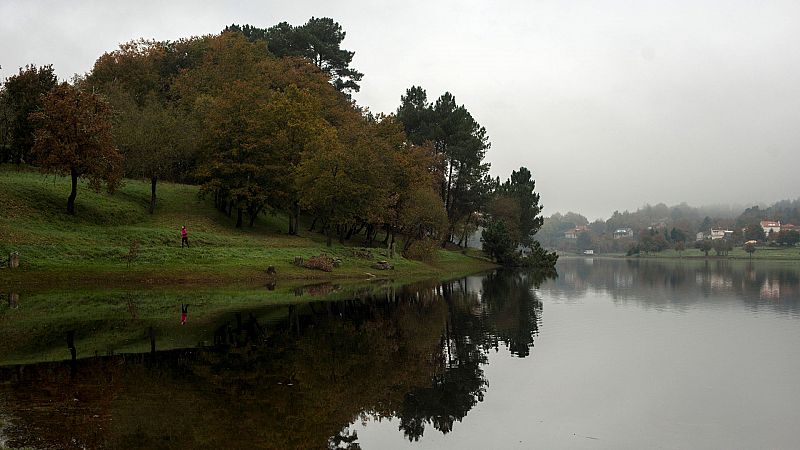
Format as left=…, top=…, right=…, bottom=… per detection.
left=303, top=254, right=335, bottom=272
left=405, top=238, right=440, bottom=262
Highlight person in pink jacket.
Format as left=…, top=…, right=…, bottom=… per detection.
left=180, top=225, right=189, bottom=248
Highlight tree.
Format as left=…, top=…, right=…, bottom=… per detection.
left=674, top=240, right=685, bottom=257
left=669, top=227, right=687, bottom=243
left=396, top=87, right=493, bottom=241
left=399, top=186, right=449, bottom=256
left=108, top=90, right=197, bottom=213
left=712, top=239, right=732, bottom=256
left=744, top=224, right=766, bottom=242
left=31, top=83, right=123, bottom=214
left=0, top=64, right=58, bottom=164
left=743, top=241, right=756, bottom=259
left=495, top=167, right=545, bottom=247
left=226, top=17, right=364, bottom=95
left=695, top=239, right=712, bottom=257
left=576, top=231, right=593, bottom=252
left=296, top=117, right=386, bottom=245
left=775, top=229, right=800, bottom=246
left=481, top=220, right=514, bottom=264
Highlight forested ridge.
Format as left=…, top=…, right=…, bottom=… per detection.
left=0, top=18, right=555, bottom=267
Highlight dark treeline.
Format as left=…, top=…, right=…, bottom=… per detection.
left=0, top=17, right=555, bottom=266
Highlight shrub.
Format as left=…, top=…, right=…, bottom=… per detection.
left=405, top=238, right=439, bottom=262
left=303, top=254, right=335, bottom=272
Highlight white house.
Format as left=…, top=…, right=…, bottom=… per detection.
left=761, top=220, right=781, bottom=236
left=710, top=229, right=733, bottom=240
left=613, top=228, right=633, bottom=239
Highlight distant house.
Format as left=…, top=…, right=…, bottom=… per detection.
left=564, top=225, right=588, bottom=239
left=710, top=229, right=734, bottom=240
left=761, top=220, right=781, bottom=235
left=696, top=232, right=708, bottom=241
left=613, top=228, right=634, bottom=239
left=583, top=249, right=594, bottom=255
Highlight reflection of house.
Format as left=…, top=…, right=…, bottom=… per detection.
left=760, top=278, right=781, bottom=300
left=613, top=228, right=633, bottom=239
left=761, top=220, right=781, bottom=235
left=710, top=229, right=733, bottom=240
left=564, top=225, right=588, bottom=239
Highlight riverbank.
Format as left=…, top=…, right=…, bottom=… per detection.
left=0, top=167, right=497, bottom=289
left=597, top=247, right=800, bottom=261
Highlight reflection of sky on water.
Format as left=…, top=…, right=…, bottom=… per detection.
left=540, top=258, right=800, bottom=317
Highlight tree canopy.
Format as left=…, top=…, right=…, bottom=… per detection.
left=225, top=17, right=364, bottom=95
left=0, top=64, right=58, bottom=164
left=31, top=83, right=122, bottom=214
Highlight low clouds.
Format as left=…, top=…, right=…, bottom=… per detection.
left=3, top=0, right=799, bottom=219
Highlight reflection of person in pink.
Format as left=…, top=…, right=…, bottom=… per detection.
left=181, top=304, right=188, bottom=325
left=180, top=225, right=189, bottom=248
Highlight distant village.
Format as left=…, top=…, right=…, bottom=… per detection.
left=536, top=201, right=800, bottom=255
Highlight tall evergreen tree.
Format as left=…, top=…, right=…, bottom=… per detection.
left=226, top=17, right=364, bottom=95
left=0, top=64, right=58, bottom=164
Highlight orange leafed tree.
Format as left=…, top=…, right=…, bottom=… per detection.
left=31, top=83, right=123, bottom=214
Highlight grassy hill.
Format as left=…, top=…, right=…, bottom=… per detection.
left=0, top=166, right=495, bottom=287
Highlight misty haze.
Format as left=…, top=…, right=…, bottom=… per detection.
left=1, top=1, right=799, bottom=449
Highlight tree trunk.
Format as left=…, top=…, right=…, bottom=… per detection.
left=308, top=216, right=318, bottom=232
left=236, top=208, right=243, bottom=228
left=149, top=177, right=157, bottom=214
left=325, top=225, right=332, bottom=247
left=291, top=201, right=300, bottom=235
left=67, top=168, right=78, bottom=215
left=444, top=162, right=454, bottom=213
left=248, top=205, right=262, bottom=227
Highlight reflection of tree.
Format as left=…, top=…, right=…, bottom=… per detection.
left=479, top=270, right=550, bottom=358
left=0, top=290, right=450, bottom=449
left=398, top=283, right=487, bottom=441
left=397, top=269, right=554, bottom=441
left=0, top=272, right=557, bottom=449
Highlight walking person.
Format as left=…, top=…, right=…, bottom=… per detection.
left=180, top=225, right=189, bottom=248
left=181, top=304, right=189, bottom=325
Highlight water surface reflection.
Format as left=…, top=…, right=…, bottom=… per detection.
left=0, top=271, right=552, bottom=449
left=545, top=258, right=800, bottom=315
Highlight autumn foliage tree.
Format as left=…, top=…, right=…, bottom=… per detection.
left=88, top=39, right=202, bottom=213
left=31, top=83, right=123, bottom=214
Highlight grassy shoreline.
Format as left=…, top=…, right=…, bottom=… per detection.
left=0, top=167, right=497, bottom=289
left=580, top=247, right=800, bottom=261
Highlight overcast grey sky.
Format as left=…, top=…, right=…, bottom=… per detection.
left=2, top=0, right=799, bottom=219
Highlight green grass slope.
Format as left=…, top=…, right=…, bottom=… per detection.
left=0, top=166, right=495, bottom=286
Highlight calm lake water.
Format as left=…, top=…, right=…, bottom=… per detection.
left=2, top=257, right=800, bottom=449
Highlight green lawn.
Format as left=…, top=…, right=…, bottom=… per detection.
left=0, top=166, right=495, bottom=287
